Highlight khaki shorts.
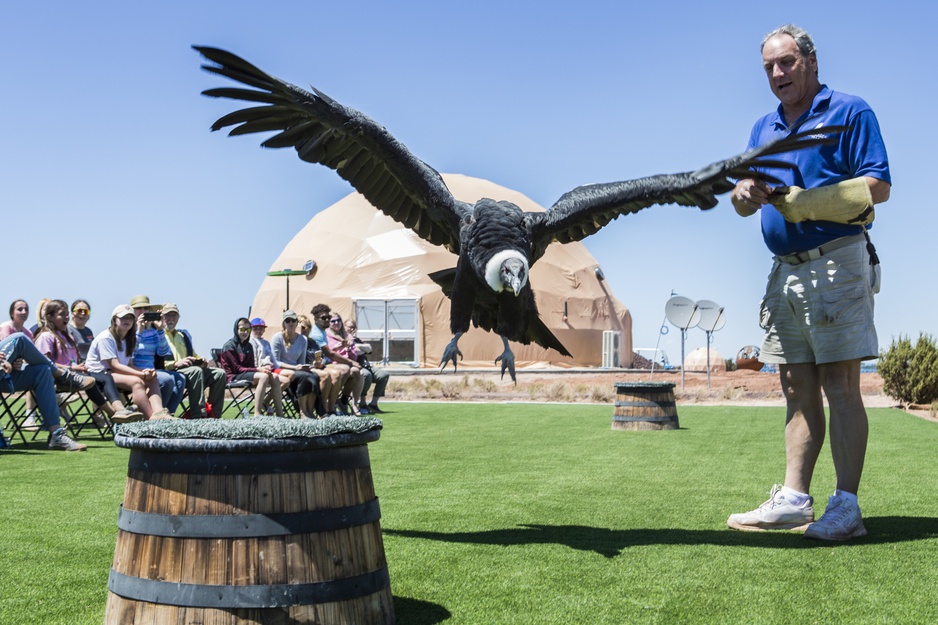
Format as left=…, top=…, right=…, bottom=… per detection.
left=759, top=238, right=878, bottom=365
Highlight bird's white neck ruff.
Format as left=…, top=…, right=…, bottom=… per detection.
left=484, top=250, right=529, bottom=292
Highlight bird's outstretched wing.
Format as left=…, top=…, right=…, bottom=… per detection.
left=526, top=126, right=849, bottom=260
left=195, top=46, right=471, bottom=252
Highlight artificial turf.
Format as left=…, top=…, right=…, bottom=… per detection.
left=1, top=402, right=935, bottom=624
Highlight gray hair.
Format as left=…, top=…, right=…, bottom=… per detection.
left=761, top=24, right=816, bottom=58
left=761, top=24, right=818, bottom=76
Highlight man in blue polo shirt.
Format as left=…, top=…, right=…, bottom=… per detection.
left=727, top=24, right=891, bottom=541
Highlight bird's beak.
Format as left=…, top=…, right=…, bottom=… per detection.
left=507, top=277, right=522, bottom=296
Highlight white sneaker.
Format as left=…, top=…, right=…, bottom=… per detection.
left=727, top=484, right=815, bottom=531
left=804, top=494, right=867, bottom=541
left=21, top=414, right=40, bottom=430
left=48, top=428, right=88, bottom=452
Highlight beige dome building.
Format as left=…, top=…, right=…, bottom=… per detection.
left=250, top=174, right=632, bottom=369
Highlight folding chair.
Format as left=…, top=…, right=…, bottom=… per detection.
left=58, top=390, right=112, bottom=439
left=0, top=390, right=31, bottom=446
left=281, top=386, right=302, bottom=418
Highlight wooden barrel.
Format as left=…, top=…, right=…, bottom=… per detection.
left=104, top=430, right=395, bottom=624
left=612, top=382, right=679, bottom=430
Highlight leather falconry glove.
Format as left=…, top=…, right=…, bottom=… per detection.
left=769, top=177, right=875, bottom=225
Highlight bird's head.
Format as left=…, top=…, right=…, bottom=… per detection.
left=484, top=250, right=529, bottom=296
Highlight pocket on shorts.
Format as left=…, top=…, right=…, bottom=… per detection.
left=816, top=282, right=867, bottom=327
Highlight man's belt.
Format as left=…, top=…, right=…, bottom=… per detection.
left=774, top=233, right=867, bottom=265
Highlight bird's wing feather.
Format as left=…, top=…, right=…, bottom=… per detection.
left=195, top=46, right=470, bottom=252
left=527, top=126, right=849, bottom=260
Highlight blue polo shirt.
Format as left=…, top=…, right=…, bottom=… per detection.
left=747, top=86, right=890, bottom=255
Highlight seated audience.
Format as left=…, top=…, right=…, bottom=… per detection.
left=67, top=299, right=94, bottom=362
left=0, top=332, right=92, bottom=451
left=345, top=318, right=389, bottom=413
left=0, top=299, right=32, bottom=340
left=130, top=295, right=185, bottom=416
left=272, top=310, right=322, bottom=419
left=33, top=299, right=141, bottom=424
left=220, top=317, right=284, bottom=417
left=84, top=305, right=172, bottom=420
left=161, top=302, right=227, bottom=419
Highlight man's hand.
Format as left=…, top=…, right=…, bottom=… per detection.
left=731, top=178, right=774, bottom=217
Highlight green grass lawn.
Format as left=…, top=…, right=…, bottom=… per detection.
left=2, top=403, right=936, bottom=624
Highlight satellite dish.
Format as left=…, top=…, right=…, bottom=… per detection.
left=665, top=296, right=701, bottom=329
left=696, top=300, right=726, bottom=332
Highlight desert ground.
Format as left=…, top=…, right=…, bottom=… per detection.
left=382, top=367, right=935, bottom=422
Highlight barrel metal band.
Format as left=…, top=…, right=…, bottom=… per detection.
left=117, top=498, right=380, bottom=537
left=614, top=400, right=676, bottom=408
left=613, top=416, right=678, bottom=422
left=108, top=567, right=390, bottom=608
left=127, top=444, right=370, bottom=475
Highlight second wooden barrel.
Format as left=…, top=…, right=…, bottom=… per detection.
left=612, top=382, right=679, bottom=430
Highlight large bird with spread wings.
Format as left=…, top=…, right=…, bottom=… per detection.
left=195, top=46, right=844, bottom=381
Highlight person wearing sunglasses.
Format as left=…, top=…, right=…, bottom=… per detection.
left=67, top=299, right=94, bottom=362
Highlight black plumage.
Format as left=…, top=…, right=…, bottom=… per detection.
left=195, top=46, right=845, bottom=381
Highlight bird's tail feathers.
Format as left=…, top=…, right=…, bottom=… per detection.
left=428, top=268, right=456, bottom=296
left=525, top=316, right=572, bottom=357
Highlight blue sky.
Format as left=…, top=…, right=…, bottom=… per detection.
left=3, top=1, right=934, bottom=367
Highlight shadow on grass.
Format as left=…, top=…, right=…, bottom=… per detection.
left=385, top=516, right=938, bottom=557
left=394, top=596, right=451, bottom=624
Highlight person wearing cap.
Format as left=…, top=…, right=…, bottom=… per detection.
left=272, top=310, right=322, bottom=419
left=129, top=295, right=185, bottom=416
left=0, top=331, right=96, bottom=450
left=161, top=303, right=227, bottom=418
left=83, top=305, right=172, bottom=420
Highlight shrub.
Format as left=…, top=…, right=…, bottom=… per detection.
left=878, top=333, right=938, bottom=405
left=546, top=382, right=570, bottom=402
